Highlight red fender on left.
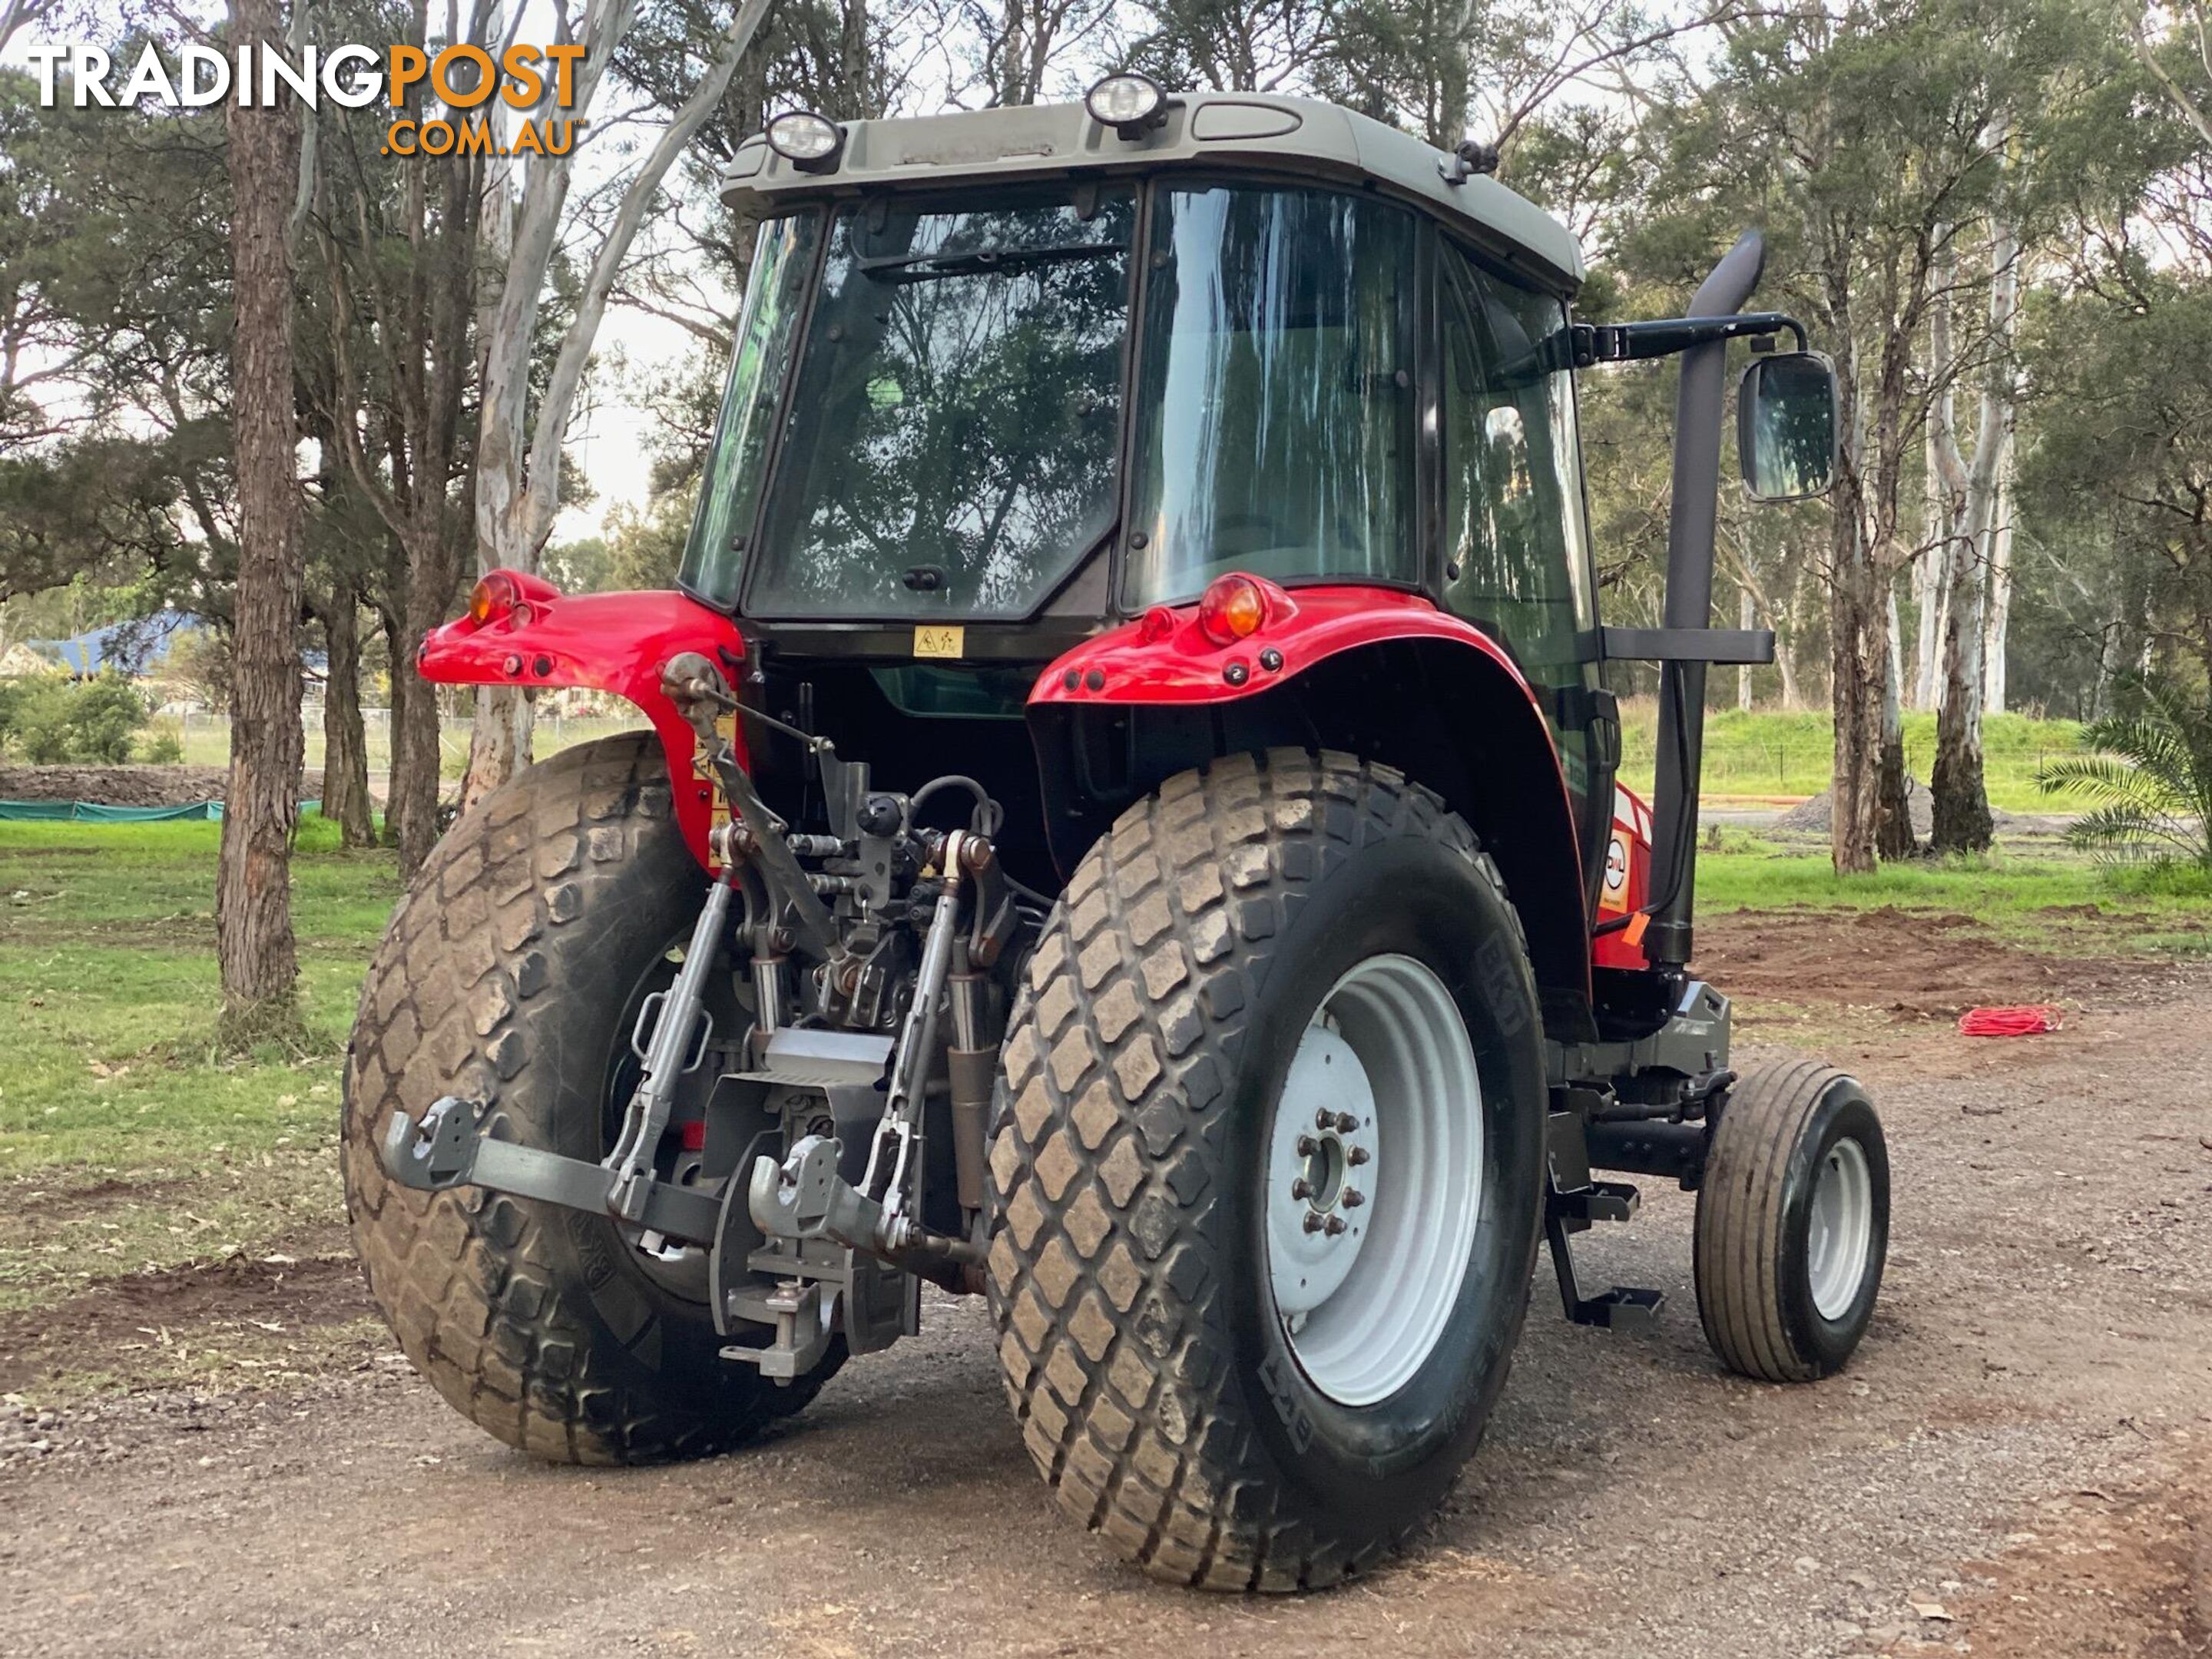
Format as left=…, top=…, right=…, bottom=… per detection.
left=416, top=571, right=748, bottom=865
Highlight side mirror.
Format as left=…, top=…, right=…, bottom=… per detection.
left=1737, top=351, right=1837, bottom=501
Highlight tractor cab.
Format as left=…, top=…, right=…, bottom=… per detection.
left=364, top=84, right=1882, bottom=1594
left=684, top=94, right=1608, bottom=876
left=661, top=85, right=1829, bottom=993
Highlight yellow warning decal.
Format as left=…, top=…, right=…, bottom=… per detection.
left=914, top=624, right=965, bottom=660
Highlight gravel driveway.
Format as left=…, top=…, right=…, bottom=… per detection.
left=3, top=961, right=2207, bottom=1657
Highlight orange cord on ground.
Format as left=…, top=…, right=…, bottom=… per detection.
left=1958, top=1005, right=2063, bottom=1037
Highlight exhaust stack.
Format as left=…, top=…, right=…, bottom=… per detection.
left=1643, top=229, right=1765, bottom=970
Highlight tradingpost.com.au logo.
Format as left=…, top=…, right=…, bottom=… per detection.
left=22, top=41, right=586, bottom=157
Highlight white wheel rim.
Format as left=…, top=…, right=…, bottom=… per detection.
left=1806, top=1136, right=1874, bottom=1321
left=1264, top=954, right=1482, bottom=1407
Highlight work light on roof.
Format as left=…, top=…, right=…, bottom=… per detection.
left=1085, top=73, right=1170, bottom=139
left=766, top=110, right=843, bottom=171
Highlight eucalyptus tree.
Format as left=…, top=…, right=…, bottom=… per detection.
left=465, top=0, right=774, bottom=805
left=2010, top=1, right=2210, bottom=714
left=1114, top=0, right=1339, bottom=93
left=299, top=0, right=485, bottom=873
left=1627, top=0, right=2091, bottom=872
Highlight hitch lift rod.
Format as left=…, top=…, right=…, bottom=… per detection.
left=604, top=869, right=737, bottom=1222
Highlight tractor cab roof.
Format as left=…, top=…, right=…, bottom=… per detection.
left=717, top=93, right=1586, bottom=294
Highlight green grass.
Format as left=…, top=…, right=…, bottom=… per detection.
left=1699, top=830, right=2212, bottom=955
left=0, top=818, right=398, bottom=1316
left=1619, top=704, right=2085, bottom=810
left=0, top=795, right=2200, bottom=1366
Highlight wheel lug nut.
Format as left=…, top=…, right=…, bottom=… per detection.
left=1294, top=1134, right=1320, bottom=1157
left=1346, top=1145, right=1370, bottom=1166
left=1331, top=1112, right=1357, bottom=1133
left=1324, top=1215, right=1347, bottom=1237
left=1339, top=1188, right=1366, bottom=1208
left=1315, top=1108, right=1333, bottom=1131
left=1303, top=1212, right=1326, bottom=1233
left=1290, top=1177, right=1313, bottom=1200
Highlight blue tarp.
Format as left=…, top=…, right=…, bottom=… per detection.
left=28, top=612, right=204, bottom=676
left=0, top=800, right=324, bottom=822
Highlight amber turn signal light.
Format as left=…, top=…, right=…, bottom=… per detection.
left=466, top=571, right=524, bottom=627
left=1197, top=575, right=1267, bottom=646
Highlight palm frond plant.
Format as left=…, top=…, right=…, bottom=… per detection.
left=2036, top=674, right=2212, bottom=869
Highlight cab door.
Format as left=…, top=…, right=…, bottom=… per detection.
left=1433, top=240, right=1618, bottom=906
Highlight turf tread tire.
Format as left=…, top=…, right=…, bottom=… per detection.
left=342, top=733, right=824, bottom=1465
left=985, top=748, right=1533, bottom=1591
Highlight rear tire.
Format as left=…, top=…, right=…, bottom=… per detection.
left=987, top=750, right=1546, bottom=1589
left=1694, top=1060, right=1888, bottom=1383
left=343, top=733, right=835, bottom=1464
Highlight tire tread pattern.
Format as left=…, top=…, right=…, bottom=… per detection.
left=342, top=733, right=812, bottom=1465
left=985, top=748, right=1525, bottom=1590
left=1694, top=1057, right=1847, bottom=1383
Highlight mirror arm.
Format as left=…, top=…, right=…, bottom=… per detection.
left=1568, top=312, right=1806, bottom=367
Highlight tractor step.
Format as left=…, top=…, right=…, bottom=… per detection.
left=1542, top=1108, right=1664, bottom=1333
left=1542, top=1209, right=1667, bottom=1332
left=1563, top=1284, right=1665, bottom=1331
left=1549, top=1178, right=1641, bottom=1225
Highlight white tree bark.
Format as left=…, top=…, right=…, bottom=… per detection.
left=1929, top=130, right=2020, bottom=849
left=465, top=0, right=774, bottom=806
left=1982, top=427, right=2016, bottom=712
left=1946, top=205, right=2021, bottom=730
left=0, top=0, right=61, bottom=56
left=2133, top=3, right=2212, bottom=148
left=1738, top=584, right=1756, bottom=710
left=1916, top=227, right=1962, bottom=714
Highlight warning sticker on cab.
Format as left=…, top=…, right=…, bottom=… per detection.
left=914, top=624, right=964, bottom=660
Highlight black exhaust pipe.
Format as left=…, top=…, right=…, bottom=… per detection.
left=1643, top=230, right=1765, bottom=970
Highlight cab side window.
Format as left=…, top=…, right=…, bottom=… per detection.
left=1437, top=247, right=1596, bottom=696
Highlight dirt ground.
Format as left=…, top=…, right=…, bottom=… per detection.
left=3, top=909, right=2209, bottom=1657
left=0, top=764, right=326, bottom=808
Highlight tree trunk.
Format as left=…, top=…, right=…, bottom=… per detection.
left=1982, top=439, right=2015, bottom=713
left=464, top=0, right=768, bottom=810
left=463, top=682, right=533, bottom=810
left=1830, top=513, right=1886, bottom=875
left=1777, top=558, right=1807, bottom=709
left=1737, top=585, right=1756, bottom=711
left=382, top=601, right=446, bottom=878
left=1911, top=545, right=1947, bottom=711
left=319, top=588, right=375, bottom=848
left=216, top=0, right=305, bottom=1046
left=1930, top=176, right=2018, bottom=856
left=1914, top=250, right=1959, bottom=714
left=1929, top=541, right=1994, bottom=853
left=1877, top=582, right=1916, bottom=859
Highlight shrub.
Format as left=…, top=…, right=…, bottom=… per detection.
left=2037, top=674, right=2212, bottom=870
left=12, top=674, right=151, bottom=764
left=0, top=678, right=28, bottom=756
left=138, top=721, right=186, bottom=763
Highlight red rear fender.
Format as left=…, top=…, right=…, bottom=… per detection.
left=416, top=578, right=746, bottom=865
left=1029, top=580, right=1592, bottom=1015
left=1029, top=581, right=1547, bottom=709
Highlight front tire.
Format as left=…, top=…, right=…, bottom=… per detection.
left=987, top=750, right=1546, bottom=1589
left=1694, top=1060, right=1889, bottom=1382
left=343, top=733, right=833, bottom=1464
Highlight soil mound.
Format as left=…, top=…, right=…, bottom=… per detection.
left=0, top=764, right=324, bottom=807
left=1772, top=780, right=2015, bottom=837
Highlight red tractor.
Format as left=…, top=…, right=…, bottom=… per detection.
left=348, top=81, right=1887, bottom=1589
